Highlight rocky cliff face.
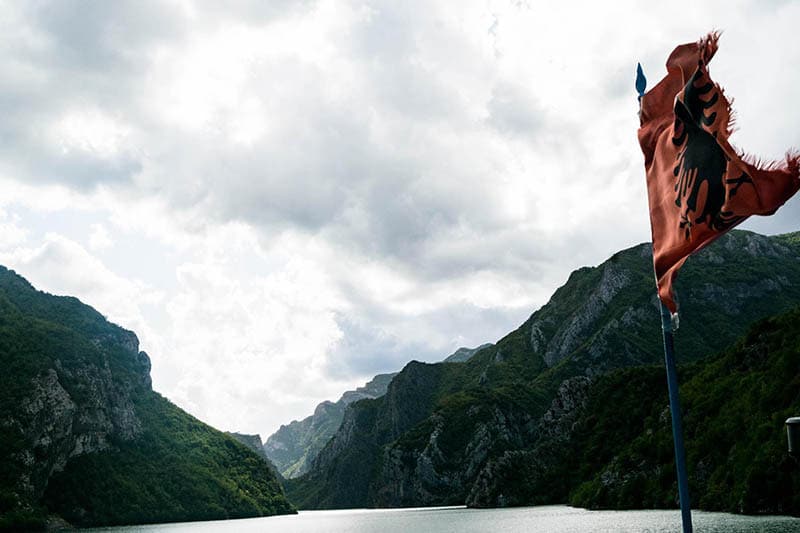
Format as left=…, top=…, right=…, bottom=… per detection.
left=375, top=400, right=538, bottom=506
left=286, top=231, right=800, bottom=510
left=15, top=345, right=150, bottom=495
left=466, top=376, right=593, bottom=507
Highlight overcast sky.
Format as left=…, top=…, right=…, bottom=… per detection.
left=1, top=0, right=798, bottom=438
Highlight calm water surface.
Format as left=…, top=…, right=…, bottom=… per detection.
left=85, top=505, right=800, bottom=533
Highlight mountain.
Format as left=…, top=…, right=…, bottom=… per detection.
left=264, top=344, right=491, bottom=479
left=0, top=267, right=295, bottom=530
left=443, top=344, right=493, bottom=363
left=469, top=305, right=800, bottom=514
left=264, top=372, right=396, bottom=479
left=227, top=432, right=284, bottom=482
left=285, top=230, right=800, bottom=510
left=228, top=432, right=270, bottom=459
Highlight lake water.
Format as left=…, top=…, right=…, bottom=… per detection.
left=84, top=505, right=800, bottom=533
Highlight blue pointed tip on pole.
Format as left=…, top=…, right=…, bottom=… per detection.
left=636, top=62, right=647, bottom=100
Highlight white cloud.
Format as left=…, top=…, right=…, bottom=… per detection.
left=155, top=223, right=350, bottom=433
left=0, top=233, right=163, bottom=354
left=0, top=208, right=27, bottom=248
left=51, top=108, right=133, bottom=159
left=88, top=223, right=114, bottom=250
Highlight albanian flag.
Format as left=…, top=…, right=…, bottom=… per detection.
left=638, top=32, right=799, bottom=314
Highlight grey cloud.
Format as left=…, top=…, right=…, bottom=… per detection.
left=0, top=93, right=143, bottom=190
left=0, top=1, right=183, bottom=188
left=603, top=63, right=640, bottom=101
left=192, top=0, right=318, bottom=24
left=135, top=47, right=528, bottom=282
left=741, top=195, right=800, bottom=237
left=3, top=0, right=530, bottom=280
left=27, top=149, right=141, bottom=190
left=487, top=82, right=545, bottom=137
left=326, top=302, right=526, bottom=379
left=326, top=314, right=437, bottom=379
left=350, top=1, right=488, bottom=123
left=29, top=1, right=186, bottom=71
left=153, top=83, right=379, bottom=228
left=319, top=174, right=549, bottom=282
left=418, top=229, right=551, bottom=281
left=370, top=59, right=464, bottom=122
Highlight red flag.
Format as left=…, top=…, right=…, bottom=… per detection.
left=638, top=32, right=800, bottom=314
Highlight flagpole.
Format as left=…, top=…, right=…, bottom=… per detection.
left=659, top=302, right=693, bottom=533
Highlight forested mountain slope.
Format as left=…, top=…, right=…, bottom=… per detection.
left=0, top=267, right=295, bottom=530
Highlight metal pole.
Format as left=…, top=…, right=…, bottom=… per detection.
left=660, top=302, right=693, bottom=533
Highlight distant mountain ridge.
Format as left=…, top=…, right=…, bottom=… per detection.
left=227, top=432, right=284, bottom=481
left=285, top=230, right=800, bottom=511
left=444, top=344, right=493, bottom=363
left=0, top=267, right=295, bottom=530
left=264, top=344, right=492, bottom=478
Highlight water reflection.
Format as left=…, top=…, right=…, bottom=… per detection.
left=85, top=505, right=800, bottom=533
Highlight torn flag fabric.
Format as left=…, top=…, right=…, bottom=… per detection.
left=638, top=32, right=799, bottom=314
